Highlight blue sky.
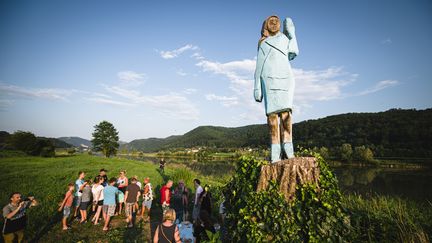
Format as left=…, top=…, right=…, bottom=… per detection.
left=1, top=0, right=431, bottom=141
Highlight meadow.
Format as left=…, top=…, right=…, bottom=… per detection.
left=0, top=154, right=222, bottom=242
left=0, top=153, right=431, bottom=242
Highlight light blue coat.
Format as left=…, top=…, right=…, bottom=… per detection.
left=254, top=18, right=299, bottom=115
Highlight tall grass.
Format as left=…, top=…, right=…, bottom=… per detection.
left=343, top=194, right=432, bottom=242
left=168, top=167, right=194, bottom=186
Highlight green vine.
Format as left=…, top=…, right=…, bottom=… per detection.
left=223, top=151, right=350, bottom=242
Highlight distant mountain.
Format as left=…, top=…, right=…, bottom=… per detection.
left=121, top=108, right=432, bottom=157
left=58, top=137, right=92, bottom=148
left=121, top=124, right=269, bottom=152
left=40, top=137, right=73, bottom=148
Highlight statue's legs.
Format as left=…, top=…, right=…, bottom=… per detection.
left=280, top=111, right=294, bottom=158
left=268, top=113, right=281, bottom=163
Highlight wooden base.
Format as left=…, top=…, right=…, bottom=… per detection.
left=257, top=157, right=320, bottom=201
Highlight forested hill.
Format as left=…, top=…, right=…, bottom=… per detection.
left=122, top=108, right=432, bottom=157
left=122, top=125, right=268, bottom=152
left=294, top=108, right=432, bottom=157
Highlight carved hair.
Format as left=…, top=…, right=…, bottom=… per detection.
left=258, top=15, right=280, bottom=46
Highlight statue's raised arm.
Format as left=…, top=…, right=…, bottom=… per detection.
left=283, top=17, right=299, bottom=61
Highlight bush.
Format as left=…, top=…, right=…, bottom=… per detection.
left=223, top=152, right=350, bottom=242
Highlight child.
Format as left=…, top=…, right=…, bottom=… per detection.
left=91, top=176, right=104, bottom=225
left=102, top=178, right=119, bottom=231
left=140, top=177, right=153, bottom=222
left=116, top=170, right=128, bottom=215
left=58, top=183, right=74, bottom=230
left=79, top=179, right=92, bottom=223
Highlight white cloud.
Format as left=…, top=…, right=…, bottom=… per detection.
left=191, top=52, right=205, bottom=60
left=196, top=59, right=255, bottom=81
left=183, top=88, right=197, bottom=95
left=159, top=44, right=199, bottom=59
left=292, top=67, right=356, bottom=106
left=381, top=38, right=392, bottom=45
left=0, top=83, right=73, bottom=101
left=176, top=69, right=188, bottom=76
left=117, top=71, right=146, bottom=87
left=205, top=94, right=239, bottom=107
left=92, top=92, right=112, bottom=98
left=357, top=80, right=399, bottom=95
left=86, top=97, right=134, bottom=107
left=102, top=85, right=199, bottom=120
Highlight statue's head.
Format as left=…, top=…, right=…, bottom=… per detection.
left=259, top=15, right=280, bottom=45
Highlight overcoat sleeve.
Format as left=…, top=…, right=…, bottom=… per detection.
left=254, top=46, right=266, bottom=102
left=283, top=17, right=299, bottom=61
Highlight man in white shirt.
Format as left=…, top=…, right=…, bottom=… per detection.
left=192, top=179, right=203, bottom=222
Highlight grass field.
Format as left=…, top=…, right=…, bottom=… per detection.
left=0, top=154, right=222, bottom=242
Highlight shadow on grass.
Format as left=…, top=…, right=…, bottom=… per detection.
left=29, top=212, right=62, bottom=243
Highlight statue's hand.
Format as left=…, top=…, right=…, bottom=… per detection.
left=289, top=53, right=297, bottom=61
left=254, top=89, right=262, bottom=102
left=283, top=17, right=296, bottom=40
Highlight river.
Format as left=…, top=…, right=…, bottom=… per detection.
left=120, top=155, right=432, bottom=203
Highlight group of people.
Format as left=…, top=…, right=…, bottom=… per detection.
left=155, top=178, right=218, bottom=243
left=58, top=169, right=154, bottom=231
left=2, top=168, right=221, bottom=243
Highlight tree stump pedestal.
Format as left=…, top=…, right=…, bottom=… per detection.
left=257, top=157, right=320, bottom=201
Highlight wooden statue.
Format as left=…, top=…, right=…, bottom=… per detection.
left=254, top=15, right=299, bottom=163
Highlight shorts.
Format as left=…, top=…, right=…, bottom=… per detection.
left=73, top=196, right=82, bottom=207
left=125, top=202, right=135, bottom=217
left=119, top=187, right=126, bottom=194
left=94, top=200, right=103, bottom=206
left=117, top=191, right=124, bottom=203
left=2, top=229, right=24, bottom=243
left=63, top=206, right=71, bottom=217
left=80, top=201, right=90, bottom=210
left=143, top=200, right=152, bottom=209
left=103, top=205, right=116, bottom=216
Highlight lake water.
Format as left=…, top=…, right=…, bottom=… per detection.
left=332, top=165, right=432, bottom=202
left=121, top=155, right=432, bottom=203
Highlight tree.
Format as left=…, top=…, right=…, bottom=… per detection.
left=339, top=143, right=353, bottom=162
left=91, top=121, right=119, bottom=157
left=353, top=145, right=374, bottom=162
left=6, top=131, right=38, bottom=154
left=6, top=131, right=55, bottom=157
